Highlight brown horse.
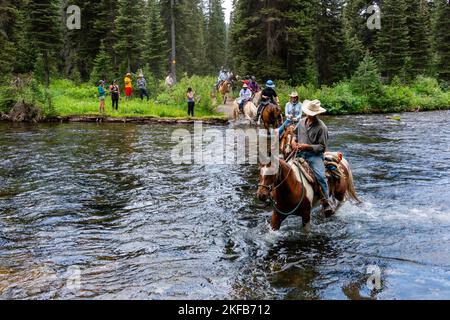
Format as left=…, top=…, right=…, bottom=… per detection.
left=257, top=159, right=314, bottom=230
left=257, top=155, right=360, bottom=231
left=280, top=124, right=297, bottom=159
left=219, top=80, right=232, bottom=104
left=261, top=103, right=283, bottom=134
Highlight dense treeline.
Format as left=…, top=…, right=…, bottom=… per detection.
left=0, top=0, right=227, bottom=84
left=229, top=0, right=450, bottom=85
left=0, top=0, right=449, bottom=119
left=1, top=0, right=449, bottom=85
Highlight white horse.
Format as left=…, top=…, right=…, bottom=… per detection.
left=233, top=100, right=257, bottom=124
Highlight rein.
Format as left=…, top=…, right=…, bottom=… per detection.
left=259, top=161, right=306, bottom=216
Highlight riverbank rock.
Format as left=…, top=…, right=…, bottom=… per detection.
left=2, top=100, right=42, bottom=123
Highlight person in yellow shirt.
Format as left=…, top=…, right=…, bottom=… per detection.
left=124, top=73, right=133, bottom=100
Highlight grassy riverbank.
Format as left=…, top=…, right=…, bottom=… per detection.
left=1, top=75, right=449, bottom=121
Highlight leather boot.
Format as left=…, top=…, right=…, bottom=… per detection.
left=321, top=199, right=335, bottom=217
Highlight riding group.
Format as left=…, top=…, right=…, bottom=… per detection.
left=216, top=68, right=361, bottom=231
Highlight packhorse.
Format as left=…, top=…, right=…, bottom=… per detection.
left=256, top=152, right=360, bottom=231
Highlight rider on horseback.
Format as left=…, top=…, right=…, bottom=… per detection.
left=216, top=67, right=228, bottom=90
left=249, top=76, right=260, bottom=94
left=290, top=100, right=335, bottom=216
left=279, top=91, right=302, bottom=136
left=238, top=84, right=252, bottom=113
left=255, top=80, right=279, bottom=124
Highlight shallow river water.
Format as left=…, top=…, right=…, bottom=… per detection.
left=0, top=111, right=449, bottom=299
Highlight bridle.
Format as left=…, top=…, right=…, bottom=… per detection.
left=258, top=161, right=306, bottom=216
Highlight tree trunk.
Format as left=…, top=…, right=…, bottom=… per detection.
left=170, top=0, right=177, bottom=83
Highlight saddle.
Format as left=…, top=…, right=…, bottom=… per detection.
left=289, top=152, right=345, bottom=195
left=324, top=152, right=344, bottom=180
left=287, top=158, right=320, bottom=196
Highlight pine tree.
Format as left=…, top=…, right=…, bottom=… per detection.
left=316, top=0, right=347, bottom=85
left=90, top=41, right=114, bottom=84
left=406, top=0, right=431, bottom=79
left=115, top=0, right=146, bottom=72
left=0, top=0, right=20, bottom=78
left=142, top=0, right=168, bottom=79
left=229, top=0, right=291, bottom=80
left=342, top=0, right=378, bottom=75
left=93, top=0, right=119, bottom=68
left=205, top=0, right=227, bottom=74
left=343, top=0, right=379, bottom=53
left=433, top=0, right=450, bottom=82
left=27, top=0, right=62, bottom=87
left=351, top=52, right=382, bottom=96
left=375, top=0, right=409, bottom=81
left=160, top=0, right=208, bottom=77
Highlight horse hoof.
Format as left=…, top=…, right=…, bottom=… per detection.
left=303, top=223, right=311, bottom=232
left=324, top=208, right=336, bottom=218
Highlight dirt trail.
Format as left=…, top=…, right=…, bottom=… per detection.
left=217, top=99, right=235, bottom=120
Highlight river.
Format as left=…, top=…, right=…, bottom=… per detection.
left=0, top=111, right=449, bottom=300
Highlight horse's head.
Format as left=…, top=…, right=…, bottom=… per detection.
left=281, top=125, right=296, bottom=157
left=257, top=162, right=279, bottom=202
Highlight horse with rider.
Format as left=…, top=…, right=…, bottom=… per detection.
left=257, top=98, right=360, bottom=231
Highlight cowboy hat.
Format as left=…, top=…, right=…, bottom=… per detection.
left=126, top=73, right=131, bottom=77
left=243, top=83, right=248, bottom=88
left=302, top=100, right=327, bottom=116
left=289, top=91, right=299, bottom=98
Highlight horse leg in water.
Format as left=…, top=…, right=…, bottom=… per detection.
left=271, top=212, right=287, bottom=231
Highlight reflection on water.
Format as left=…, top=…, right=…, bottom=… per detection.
left=0, top=111, right=449, bottom=299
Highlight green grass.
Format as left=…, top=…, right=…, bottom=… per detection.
left=49, top=77, right=223, bottom=119
left=1, top=75, right=449, bottom=120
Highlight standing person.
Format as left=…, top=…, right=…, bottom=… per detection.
left=98, top=80, right=106, bottom=113
left=279, top=91, right=302, bottom=135
left=137, top=74, right=149, bottom=101
left=255, top=80, right=279, bottom=123
left=291, top=99, right=334, bottom=216
left=165, top=72, right=174, bottom=88
left=124, top=73, right=133, bottom=100
left=109, top=80, right=120, bottom=111
left=187, top=87, right=195, bottom=117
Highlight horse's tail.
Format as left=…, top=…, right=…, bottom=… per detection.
left=341, top=158, right=362, bottom=203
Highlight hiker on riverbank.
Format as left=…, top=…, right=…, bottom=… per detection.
left=187, top=88, right=195, bottom=117
left=98, top=80, right=106, bottom=113
left=137, top=74, right=149, bottom=101
left=109, top=80, right=120, bottom=111
left=124, top=73, right=133, bottom=100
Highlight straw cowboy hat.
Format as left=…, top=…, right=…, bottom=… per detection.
left=126, top=73, right=132, bottom=77
left=243, top=83, right=249, bottom=89
left=302, top=99, right=327, bottom=116
left=289, top=91, right=299, bottom=98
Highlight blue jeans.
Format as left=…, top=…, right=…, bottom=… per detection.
left=278, top=119, right=293, bottom=136
left=298, top=151, right=329, bottom=199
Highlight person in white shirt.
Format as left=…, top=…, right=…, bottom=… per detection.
left=279, top=91, right=302, bottom=135
left=238, top=84, right=252, bottom=113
